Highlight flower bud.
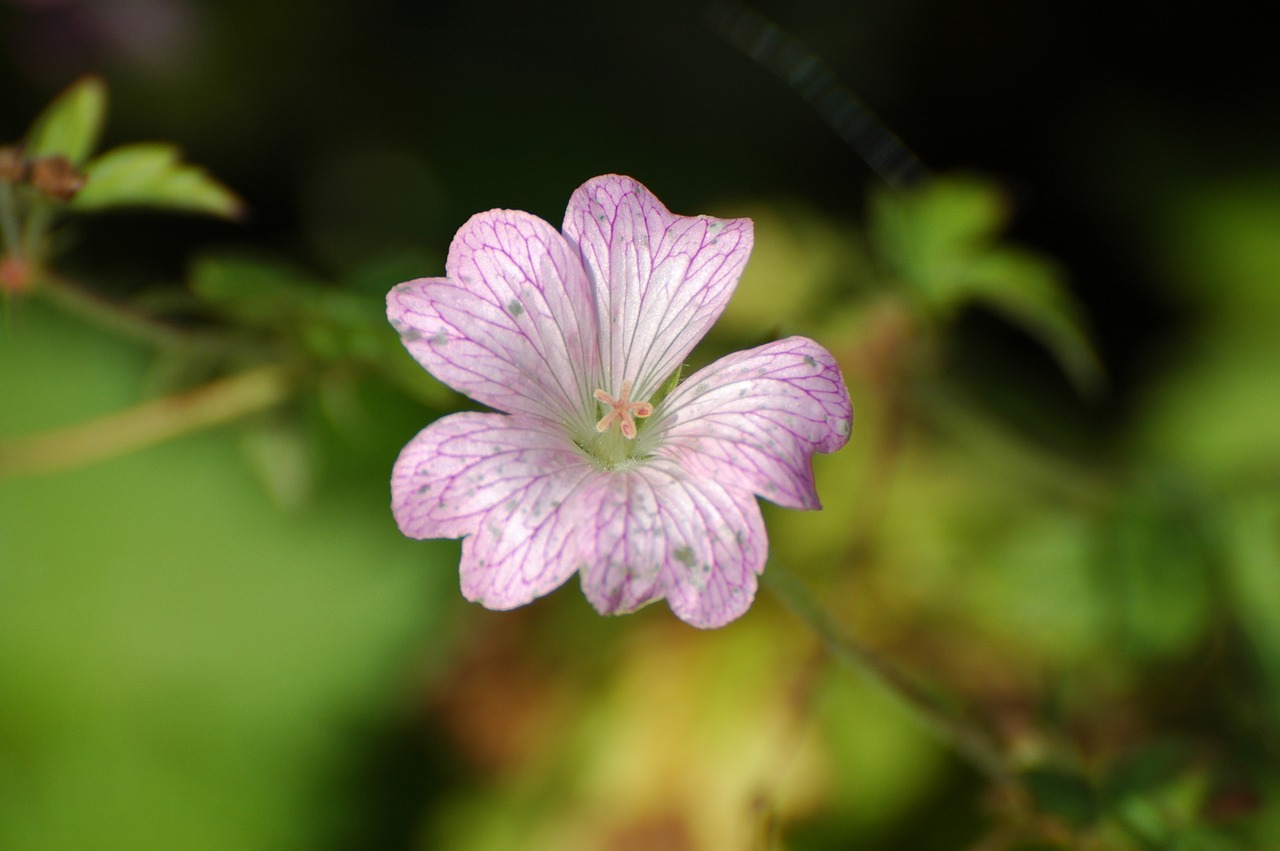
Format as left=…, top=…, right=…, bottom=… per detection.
left=29, top=155, right=86, bottom=201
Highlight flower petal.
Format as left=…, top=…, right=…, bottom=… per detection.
left=387, top=209, right=598, bottom=426
left=392, top=411, right=600, bottom=609
left=574, top=458, right=767, bottom=629
left=562, top=174, right=754, bottom=401
left=653, top=336, right=852, bottom=510
left=391, top=411, right=589, bottom=540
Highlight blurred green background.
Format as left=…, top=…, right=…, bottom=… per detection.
left=2, top=1, right=1278, bottom=849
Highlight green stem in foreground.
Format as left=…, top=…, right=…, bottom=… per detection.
left=764, top=563, right=1011, bottom=784
left=0, top=363, right=296, bottom=478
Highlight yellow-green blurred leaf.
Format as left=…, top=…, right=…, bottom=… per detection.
left=24, top=76, right=107, bottom=166
left=870, top=175, right=1009, bottom=295
left=71, top=143, right=244, bottom=219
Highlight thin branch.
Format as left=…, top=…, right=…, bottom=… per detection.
left=36, top=273, right=194, bottom=348
left=764, top=562, right=1011, bottom=783
left=0, top=363, right=295, bottom=478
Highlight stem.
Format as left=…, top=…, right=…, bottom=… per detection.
left=0, top=364, right=295, bottom=478
left=22, top=197, right=54, bottom=261
left=0, top=181, right=21, bottom=257
left=764, top=562, right=1011, bottom=783
left=37, top=274, right=193, bottom=349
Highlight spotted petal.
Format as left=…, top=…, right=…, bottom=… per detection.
left=575, top=458, right=767, bottom=629
left=391, top=412, right=597, bottom=607
left=563, top=174, right=754, bottom=402
left=653, top=336, right=852, bottom=510
left=387, top=209, right=598, bottom=426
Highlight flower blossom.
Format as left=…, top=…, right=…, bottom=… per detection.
left=388, top=175, right=851, bottom=628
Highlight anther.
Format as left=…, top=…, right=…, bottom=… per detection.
left=593, top=379, right=653, bottom=440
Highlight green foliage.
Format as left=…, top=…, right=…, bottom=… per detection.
left=871, top=176, right=1104, bottom=394
left=1021, top=766, right=1101, bottom=828
left=22, top=76, right=107, bottom=166
left=71, top=143, right=244, bottom=219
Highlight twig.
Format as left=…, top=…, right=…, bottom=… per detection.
left=0, top=363, right=295, bottom=478
left=764, top=562, right=1011, bottom=783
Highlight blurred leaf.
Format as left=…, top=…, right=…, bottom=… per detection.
left=1021, top=766, right=1101, bottom=828
left=870, top=175, right=1008, bottom=289
left=71, top=143, right=244, bottom=220
left=1097, top=476, right=1215, bottom=662
left=23, top=76, right=107, bottom=166
left=189, top=254, right=321, bottom=325
left=190, top=253, right=453, bottom=407
left=1102, top=740, right=1196, bottom=804
left=870, top=175, right=1103, bottom=394
left=1221, top=496, right=1280, bottom=722
left=1135, top=178, right=1280, bottom=479
left=1114, top=795, right=1175, bottom=849
left=953, top=249, right=1104, bottom=395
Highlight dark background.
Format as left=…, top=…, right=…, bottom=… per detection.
left=4, top=0, right=1275, bottom=422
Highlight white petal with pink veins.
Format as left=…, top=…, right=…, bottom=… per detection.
left=387, top=209, right=598, bottom=429
left=574, top=458, right=767, bottom=629
left=563, top=174, right=754, bottom=401
left=654, top=336, right=852, bottom=510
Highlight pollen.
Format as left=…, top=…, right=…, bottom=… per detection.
left=593, top=379, right=653, bottom=440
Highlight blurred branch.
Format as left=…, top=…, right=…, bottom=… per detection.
left=37, top=273, right=198, bottom=349
left=708, top=1, right=929, bottom=191
left=0, top=363, right=295, bottom=478
left=764, top=562, right=1011, bottom=784
left=0, top=181, right=21, bottom=257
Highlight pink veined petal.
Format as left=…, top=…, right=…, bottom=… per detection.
left=562, top=174, right=754, bottom=401
left=391, top=411, right=589, bottom=540
left=387, top=209, right=598, bottom=426
left=391, top=411, right=599, bottom=609
left=653, top=336, right=853, bottom=511
left=574, top=458, right=767, bottom=629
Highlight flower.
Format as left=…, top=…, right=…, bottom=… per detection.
left=387, top=175, right=852, bottom=628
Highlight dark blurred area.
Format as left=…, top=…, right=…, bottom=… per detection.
left=4, top=0, right=1275, bottom=427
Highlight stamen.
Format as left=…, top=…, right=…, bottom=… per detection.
left=592, top=379, right=653, bottom=440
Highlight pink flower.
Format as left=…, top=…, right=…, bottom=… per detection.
left=388, top=175, right=851, bottom=628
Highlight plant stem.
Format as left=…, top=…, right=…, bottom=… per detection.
left=21, top=197, right=54, bottom=261
left=0, top=181, right=21, bottom=257
left=37, top=273, right=193, bottom=348
left=764, top=562, right=1011, bottom=784
left=0, top=363, right=296, bottom=478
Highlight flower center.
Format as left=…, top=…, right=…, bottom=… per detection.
left=593, top=379, right=653, bottom=440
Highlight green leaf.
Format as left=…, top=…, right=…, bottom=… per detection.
left=1021, top=766, right=1101, bottom=828
left=1102, top=740, right=1195, bottom=804
left=70, top=143, right=244, bottom=220
left=189, top=254, right=320, bottom=325
left=870, top=175, right=1009, bottom=296
left=957, top=248, right=1106, bottom=395
left=23, top=76, right=108, bottom=166
left=870, top=176, right=1104, bottom=395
